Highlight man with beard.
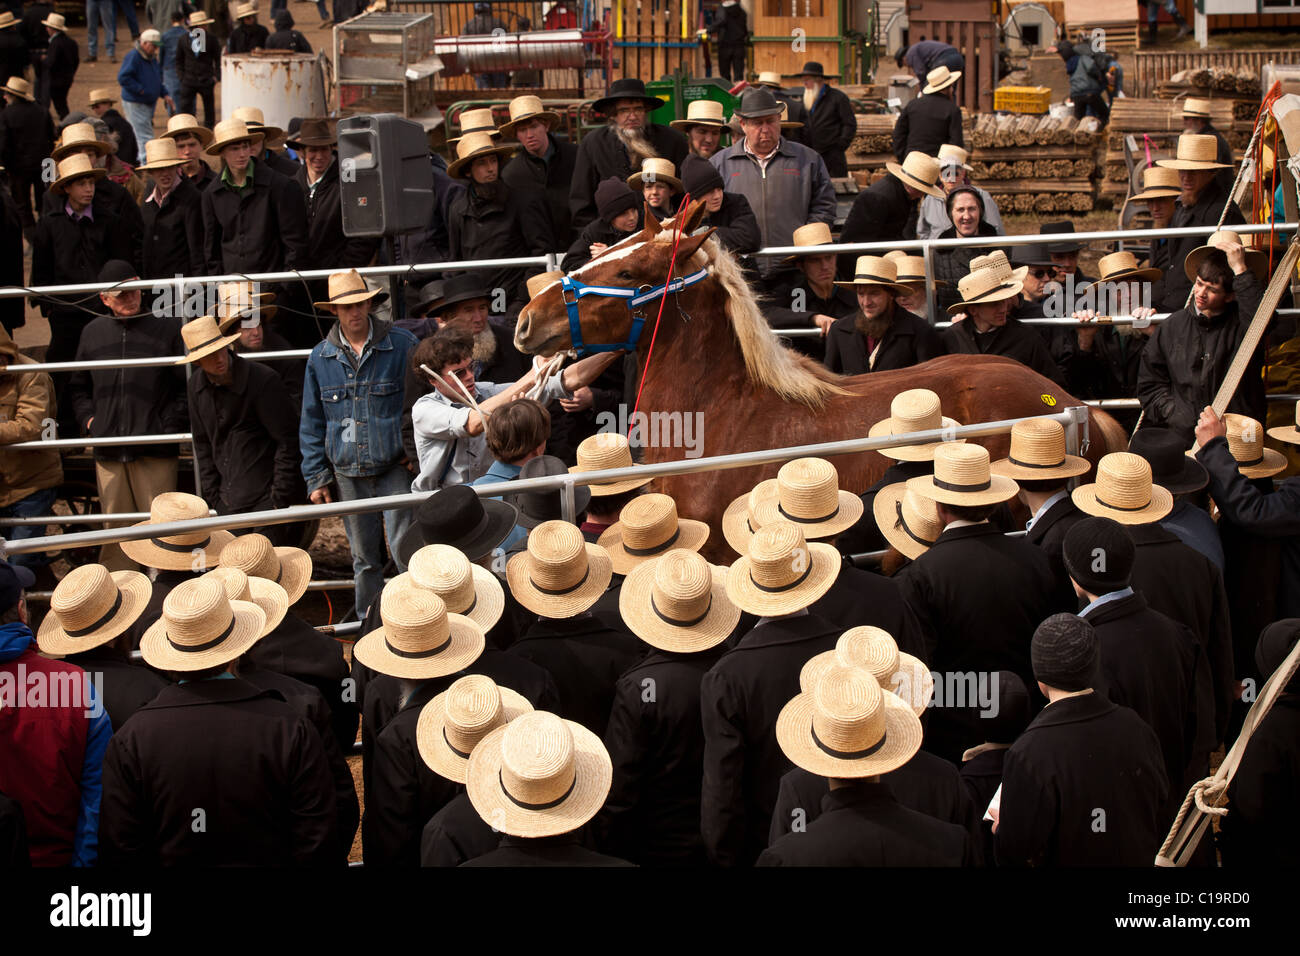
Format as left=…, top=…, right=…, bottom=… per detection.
left=421, top=274, right=530, bottom=384
left=500, top=95, right=579, bottom=248
left=796, top=61, right=856, bottom=178
left=824, top=255, right=944, bottom=375
left=447, top=131, right=555, bottom=312
left=762, top=222, right=854, bottom=359
left=669, top=99, right=729, bottom=160
left=570, top=78, right=688, bottom=230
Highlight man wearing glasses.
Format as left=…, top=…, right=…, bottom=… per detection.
left=570, top=78, right=687, bottom=230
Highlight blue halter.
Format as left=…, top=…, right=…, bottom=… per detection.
left=558, top=267, right=710, bottom=355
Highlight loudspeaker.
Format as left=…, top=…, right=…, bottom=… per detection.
left=338, top=113, right=434, bottom=237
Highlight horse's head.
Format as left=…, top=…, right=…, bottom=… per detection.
left=515, top=199, right=716, bottom=356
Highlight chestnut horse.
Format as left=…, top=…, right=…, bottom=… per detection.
left=516, top=200, right=1128, bottom=559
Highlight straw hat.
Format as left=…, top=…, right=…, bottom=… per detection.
left=891, top=255, right=930, bottom=285
left=907, top=443, right=1020, bottom=507
left=1089, top=250, right=1162, bottom=285
left=775, top=664, right=923, bottom=778
left=233, top=1, right=258, bottom=18
left=868, top=388, right=963, bottom=462
left=1182, top=97, right=1213, bottom=119
left=783, top=222, right=835, bottom=262
left=204, top=566, right=288, bottom=637
left=596, top=493, right=709, bottom=574
left=313, top=268, right=384, bottom=309
left=120, top=492, right=233, bottom=571
left=507, top=520, right=614, bottom=618
left=1222, top=414, right=1287, bottom=479
left=162, top=112, right=215, bottom=147
left=139, top=577, right=266, bottom=672
left=670, top=98, right=728, bottom=131
left=216, top=280, right=277, bottom=329
left=1130, top=165, right=1181, bottom=202
left=447, top=130, right=517, bottom=179
left=352, top=580, right=485, bottom=680
left=0, top=12, right=15, bottom=29
left=42, top=12, right=68, bottom=31
left=971, top=250, right=1028, bottom=284
left=230, top=106, right=284, bottom=145
left=417, top=675, right=533, bottom=784
left=627, top=157, right=681, bottom=191
left=1071, top=452, right=1173, bottom=525
left=52, top=122, right=112, bottom=161
left=990, top=417, right=1091, bottom=481
left=49, top=154, right=107, bottom=194
left=217, top=533, right=312, bottom=605
left=725, top=522, right=840, bottom=617
left=923, top=65, right=961, bottom=94
left=500, top=95, right=560, bottom=137
left=465, top=711, right=612, bottom=838
left=449, top=108, right=501, bottom=143
left=408, top=544, right=505, bottom=633
left=1182, top=230, right=1270, bottom=282
left=834, top=255, right=906, bottom=292
left=872, top=482, right=943, bottom=561
left=87, top=87, right=117, bottom=107
left=720, top=477, right=779, bottom=555
left=885, top=150, right=945, bottom=199
left=526, top=270, right=564, bottom=300
left=1267, top=400, right=1300, bottom=446
left=618, top=550, right=740, bottom=653
left=755, top=71, right=783, bottom=88
left=176, top=315, right=240, bottom=365
left=36, top=564, right=151, bottom=656
left=205, top=118, right=265, bottom=155
left=136, top=136, right=187, bottom=171
left=570, top=432, right=652, bottom=496
left=187, top=10, right=215, bottom=27
left=749, top=458, right=864, bottom=540
left=800, top=626, right=934, bottom=717
left=947, top=265, right=1024, bottom=316
left=938, top=143, right=972, bottom=171
left=1, top=76, right=33, bottom=101
left=779, top=103, right=802, bottom=130
left=1156, top=133, right=1232, bottom=171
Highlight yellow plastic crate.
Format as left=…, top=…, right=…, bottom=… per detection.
left=994, top=86, right=1052, bottom=114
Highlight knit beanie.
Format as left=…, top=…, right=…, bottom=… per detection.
left=1062, top=516, right=1135, bottom=596
left=1031, top=613, right=1099, bottom=692
left=981, top=670, right=1031, bottom=744
left=595, top=177, right=640, bottom=224
left=681, top=154, right=724, bottom=196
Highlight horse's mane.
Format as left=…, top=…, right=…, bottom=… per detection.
left=662, top=228, right=848, bottom=409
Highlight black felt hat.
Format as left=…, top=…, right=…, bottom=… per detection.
left=395, top=485, right=519, bottom=567
left=1129, top=427, right=1208, bottom=495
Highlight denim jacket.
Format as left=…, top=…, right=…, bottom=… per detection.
left=300, top=317, right=418, bottom=490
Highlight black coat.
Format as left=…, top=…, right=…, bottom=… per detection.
left=227, top=21, right=270, bottom=53
left=840, top=174, right=916, bottom=262
left=267, top=28, right=311, bottom=52
left=40, top=177, right=145, bottom=276
left=804, top=84, right=856, bottom=177
left=933, top=223, right=1004, bottom=315
left=700, top=191, right=761, bottom=254
left=769, top=757, right=983, bottom=856
left=501, top=134, right=580, bottom=248
left=1220, top=694, right=1300, bottom=867
left=295, top=158, right=379, bottom=274
left=700, top=611, right=841, bottom=866
left=233, top=327, right=304, bottom=408
left=421, top=791, right=495, bottom=867
left=238, top=666, right=359, bottom=863
left=102, top=109, right=139, bottom=167
left=758, top=781, right=972, bottom=866
left=892, top=92, right=964, bottom=161
left=260, top=147, right=302, bottom=180
left=44, top=31, right=79, bottom=98
left=62, top=647, right=166, bottom=732
left=1025, top=492, right=1086, bottom=595
left=898, top=523, right=1073, bottom=761
left=1159, top=182, right=1246, bottom=312
left=462, top=833, right=634, bottom=866
left=960, top=744, right=1008, bottom=864
left=201, top=158, right=309, bottom=275
left=1198, top=438, right=1300, bottom=620
left=943, top=317, right=1065, bottom=386
left=0, top=181, right=24, bottom=332
left=141, top=175, right=205, bottom=279
left=447, top=182, right=555, bottom=307
left=1066, top=325, right=1149, bottom=401
left=823, top=306, right=945, bottom=375
left=0, top=20, right=27, bottom=84
left=505, top=614, right=645, bottom=737
left=1083, top=590, right=1214, bottom=820
left=188, top=351, right=302, bottom=514
left=1128, top=522, right=1235, bottom=746
left=1137, top=271, right=1266, bottom=442
left=100, top=677, right=338, bottom=866
left=595, top=646, right=724, bottom=866
left=569, top=123, right=689, bottom=229
left=808, top=565, right=930, bottom=661
left=761, top=273, right=856, bottom=332
left=177, top=26, right=219, bottom=89
left=995, top=692, right=1168, bottom=867
left=560, top=216, right=639, bottom=273
left=67, top=311, right=189, bottom=462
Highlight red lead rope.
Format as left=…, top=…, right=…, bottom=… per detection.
left=629, top=193, right=692, bottom=434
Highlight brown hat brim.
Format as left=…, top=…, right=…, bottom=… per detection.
left=176, top=327, right=242, bottom=365
left=501, top=110, right=561, bottom=137
left=205, top=130, right=266, bottom=156
left=627, top=172, right=682, bottom=191
left=1234, top=446, right=1288, bottom=479
left=447, top=143, right=519, bottom=179
left=52, top=166, right=108, bottom=193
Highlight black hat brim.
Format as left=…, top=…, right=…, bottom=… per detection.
left=592, top=95, right=664, bottom=116
left=1151, top=458, right=1209, bottom=495
left=394, top=497, right=520, bottom=567
left=510, top=485, right=592, bottom=529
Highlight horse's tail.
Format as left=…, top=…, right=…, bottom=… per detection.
left=1086, top=406, right=1130, bottom=460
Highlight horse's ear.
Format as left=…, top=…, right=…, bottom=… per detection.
left=673, top=226, right=717, bottom=264
left=642, top=202, right=662, bottom=236
left=680, top=197, right=709, bottom=234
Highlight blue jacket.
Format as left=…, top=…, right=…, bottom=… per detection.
left=117, top=46, right=167, bottom=104
left=300, top=317, right=418, bottom=489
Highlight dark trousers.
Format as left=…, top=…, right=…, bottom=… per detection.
left=933, top=49, right=966, bottom=74
left=821, top=149, right=848, bottom=178
left=51, top=83, right=73, bottom=120
left=8, top=168, right=44, bottom=230
left=178, top=84, right=216, bottom=128
left=718, top=44, right=745, bottom=82
left=1072, top=92, right=1110, bottom=125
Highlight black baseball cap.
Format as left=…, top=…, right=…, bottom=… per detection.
left=0, top=560, right=35, bottom=614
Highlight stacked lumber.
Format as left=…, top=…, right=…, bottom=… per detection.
left=850, top=114, right=897, bottom=156
left=1066, top=19, right=1136, bottom=51
left=1155, top=66, right=1261, bottom=97
left=969, top=112, right=1102, bottom=148
left=1109, top=97, right=1235, bottom=133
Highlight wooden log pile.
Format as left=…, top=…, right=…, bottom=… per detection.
left=849, top=114, right=897, bottom=158
left=1155, top=66, right=1261, bottom=98
left=965, top=115, right=1100, bottom=213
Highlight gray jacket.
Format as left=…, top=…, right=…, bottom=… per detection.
left=917, top=187, right=1003, bottom=240
left=710, top=137, right=836, bottom=276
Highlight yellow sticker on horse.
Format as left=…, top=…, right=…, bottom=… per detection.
left=1041, top=394, right=1057, bottom=407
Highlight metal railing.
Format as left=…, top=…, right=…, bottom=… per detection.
left=0, top=406, right=1090, bottom=557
